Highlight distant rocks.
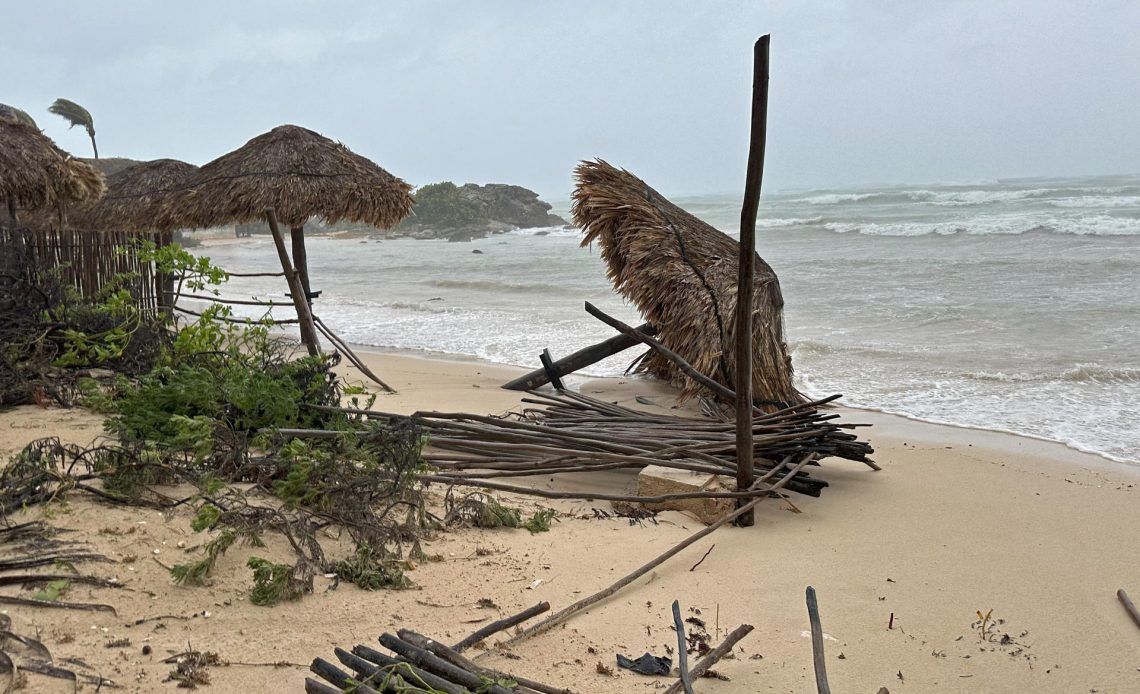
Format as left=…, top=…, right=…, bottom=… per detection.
left=327, top=181, right=569, bottom=242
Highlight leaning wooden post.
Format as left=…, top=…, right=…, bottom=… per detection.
left=290, top=225, right=314, bottom=303
left=734, top=34, right=771, bottom=527
left=265, top=209, right=320, bottom=356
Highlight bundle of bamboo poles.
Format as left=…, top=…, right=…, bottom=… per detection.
left=306, top=602, right=572, bottom=694
left=290, top=389, right=875, bottom=506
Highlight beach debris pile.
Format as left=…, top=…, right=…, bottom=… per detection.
left=306, top=601, right=573, bottom=694
left=287, top=388, right=875, bottom=510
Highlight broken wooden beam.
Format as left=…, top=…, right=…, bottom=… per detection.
left=502, top=323, right=658, bottom=391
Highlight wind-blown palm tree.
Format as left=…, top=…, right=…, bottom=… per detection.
left=48, top=98, right=97, bottom=158
left=0, top=103, right=37, bottom=128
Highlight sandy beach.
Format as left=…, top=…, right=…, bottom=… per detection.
left=1, top=349, right=1138, bottom=693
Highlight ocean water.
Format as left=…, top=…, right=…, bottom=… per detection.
left=195, top=173, right=1140, bottom=465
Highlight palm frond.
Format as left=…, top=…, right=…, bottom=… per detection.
left=48, top=98, right=95, bottom=136
left=49, top=98, right=98, bottom=158
left=0, top=103, right=37, bottom=129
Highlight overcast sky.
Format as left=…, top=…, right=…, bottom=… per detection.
left=5, top=1, right=1139, bottom=198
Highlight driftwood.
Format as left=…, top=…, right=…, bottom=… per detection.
left=452, top=601, right=550, bottom=652
left=671, top=600, right=695, bottom=694
left=1119, top=589, right=1140, bottom=631
left=806, top=586, right=831, bottom=694
left=501, top=323, right=659, bottom=391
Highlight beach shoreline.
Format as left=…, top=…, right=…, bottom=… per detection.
left=1, top=346, right=1137, bottom=693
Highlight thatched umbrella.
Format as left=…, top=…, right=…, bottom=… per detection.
left=0, top=120, right=105, bottom=225
left=71, top=158, right=199, bottom=232
left=573, top=159, right=804, bottom=407
left=157, top=124, right=413, bottom=355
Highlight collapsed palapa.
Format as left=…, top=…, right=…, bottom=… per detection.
left=573, top=159, right=804, bottom=407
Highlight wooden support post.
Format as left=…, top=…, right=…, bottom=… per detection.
left=290, top=225, right=313, bottom=301
left=502, top=323, right=659, bottom=390
left=734, top=34, right=771, bottom=526
left=265, top=209, right=320, bottom=355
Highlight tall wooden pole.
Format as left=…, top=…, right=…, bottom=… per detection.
left=265, top=209, right=320, bottom=356
left=290, top=225, right=313, bottom=302
left=733, top=35, right=771, bottom=527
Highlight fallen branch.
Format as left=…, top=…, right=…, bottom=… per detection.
left=0, top=595, right=116, bottom=613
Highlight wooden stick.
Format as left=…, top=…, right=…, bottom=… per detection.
left=663, top=623, right=754, bottom=694
left=265, top=208, right=319, bottom=356
left=452, top=601, right=550, bottom=652
left=585, top=301, right=737, bottom=403
left=502, top=324, right=658, bottom=390
left=313, top=315, right=396, bottom=392
left=505, top=455, right=812, bottom=645
left=734, top=34, right=771, bottom=526
left=1118, top=589, right=1140, bottom=631
left=806, top=586, right=831, bottom=694
left=422, top=474, right=790, bottom=503
left=672, top=600, right=695, bottom=694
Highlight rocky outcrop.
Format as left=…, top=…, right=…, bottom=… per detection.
left=243, top=181, right=571, bottom=241
left=385, top=182, right=569, bottom=241
left=455, top=184, right=567, bottom=230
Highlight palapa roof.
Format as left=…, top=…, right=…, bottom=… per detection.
left=0, top=120, right=106, bottom=213
left=573, top=159, right=804, bottom=407
left=70, top=158, right=199, bottom=232
left=157, top=124, right=413, bottom=231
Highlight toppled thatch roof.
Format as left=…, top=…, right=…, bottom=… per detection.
left=573, top=159, right=804, bottom=406
left=0, top=120, right=106, bottom=213
left=70, top=158, right=198, bottom=232
left=157, top=124, right=413, bottom=231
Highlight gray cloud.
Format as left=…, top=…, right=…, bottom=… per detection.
left=4, top=1, right=1138, bottom=198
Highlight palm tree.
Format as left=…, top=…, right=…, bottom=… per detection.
left=48, top=98, right=98, bottom=158
left=0, top=103, right=37, bottom=128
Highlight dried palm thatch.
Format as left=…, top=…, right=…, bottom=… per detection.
left=69, top=158, right=199, bottom=232
left=573, top=159, right=804, bottom=407
left=0, top=120, right=105, bottom=216
left=0, top=103, right=37, bottom=129
left=156, top=124, right=413, bottom=231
